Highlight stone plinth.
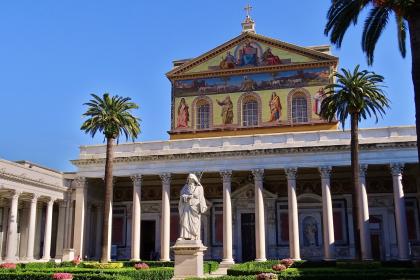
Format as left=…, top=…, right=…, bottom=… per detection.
left=171, top=240, right=207, bottom=280
left=61, top=248, right=75, bottom=261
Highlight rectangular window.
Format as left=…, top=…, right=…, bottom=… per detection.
left=243, top=101, right=258, bottom=126
left=197, top=104, right=210, bottom=129
left=292, top=96, right=308, bottom=123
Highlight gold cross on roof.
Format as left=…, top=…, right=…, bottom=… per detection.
left=244, top=4, right=252, bottom=17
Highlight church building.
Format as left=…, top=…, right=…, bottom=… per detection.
left=0, top=12, right=418, bottom=264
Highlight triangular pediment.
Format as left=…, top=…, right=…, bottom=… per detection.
left=231, top=183, right=278, bottom=200
left=167, top=32, right=337, bottom=79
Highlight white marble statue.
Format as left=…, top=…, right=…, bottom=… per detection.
left=178, top=173, right=208, bottom=241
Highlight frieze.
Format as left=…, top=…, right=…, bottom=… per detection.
left=0, top=169, right=65, bottom=191
left=72, top=142, right=417, bottom=167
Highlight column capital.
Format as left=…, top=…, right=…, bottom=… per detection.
left=390, top=163, right=404, bottom=176
left=45, top=197, right=56, bottom=206
left=72, top=176, right=86, bottom=189
left=159, top=173, right=171, bottom=184
left=319, top=166, right=332, bottom=179
left=10, top=190, right=22, bottom=200
left=30, top=194, right=40, bottom=203
left=130, top=174, right=142, bottom=186
left=220, top=170, right=232, bottom=182
left=285, top=167, right=298, bottom=180
left=359, top=164, right=368, bottom=178
left=252, top=169, right=264, bottom=181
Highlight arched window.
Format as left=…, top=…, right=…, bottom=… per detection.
left=196, top=102, right=210, bottom=129
left=292, top=94, right=308, bottom=123
left=242, top=100, right=258, bottom=127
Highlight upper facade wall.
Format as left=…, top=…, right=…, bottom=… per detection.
left=167, top=33, right=339, bottom=139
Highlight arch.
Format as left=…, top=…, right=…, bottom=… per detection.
left=237, top=92, right=262, bottom=127
left=191, top=96, right=213, bottom=130
left=287, top=88, right=312, bottom=124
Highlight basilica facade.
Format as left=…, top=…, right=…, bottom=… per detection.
left=0, top=17, right=419, bottom=264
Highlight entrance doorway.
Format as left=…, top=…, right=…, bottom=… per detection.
left=140, top=220, right=156, bottom=260
left=369, top=215, right=383, bottom=260
left=241, top=213, right=256, bottom=261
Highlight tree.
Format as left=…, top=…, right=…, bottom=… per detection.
left=81, top=93, right=140, bottom=262
left=324, top=0, right=420, bottom=163
left=320, top=66, right=390, bottom=259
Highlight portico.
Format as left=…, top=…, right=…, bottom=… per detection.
left=70, top=126, right=419, bottom=262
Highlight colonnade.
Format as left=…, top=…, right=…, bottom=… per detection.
left=72, top=163, right=410, bottom=262
left=1, top=191, right=58, bottom=262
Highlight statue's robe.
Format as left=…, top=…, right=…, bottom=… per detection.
left=179, top=183, right=207, bottom=240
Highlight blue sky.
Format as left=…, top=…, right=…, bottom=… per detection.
left=0, top=1, right=414, bottom=171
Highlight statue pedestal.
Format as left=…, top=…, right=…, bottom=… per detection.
left=171, top=240, right=207, bottom=280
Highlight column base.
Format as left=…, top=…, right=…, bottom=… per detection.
left=130, top=258, right=141, bottom=262
left=255, top=258, right=267, bottom=262
left=4, top=257, right=18, bottom=263
left=323, top=258, right=336, bottom=261
left=220, top=259, right=235, bottom=267
left=160, top=258, right=171, bottom=262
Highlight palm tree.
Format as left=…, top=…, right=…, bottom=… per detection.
left=324, top=0, right=420, bottom=163
left=81, top=93, right=140, bottom=262
left=320, top=65, right=390, bottom=259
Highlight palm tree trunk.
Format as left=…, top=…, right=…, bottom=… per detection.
left=408, top=9, right=420, bottom=164
left=351, top=113, right=361, bottom=260
left=101, top=137, right=115, bottom=263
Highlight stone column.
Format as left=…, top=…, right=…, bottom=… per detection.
left=160, top=173, right=171, bottom=261
left=95, top=204, right=103, bottom=259
left=84, top=204, right=93, bottom=258
left=42, top=198, right=55, bottom=260
left=358, top=164, right=372, bottom=260
left=319, top=166, right=335, bottom=260
left=26, top=194, right=39, bottom=260
left=55, top=200, right=67, bottom=259
left=220, top=170, right=234, bottom=265
left=252, top=169, right=266, bottom=262
left=73, top=177, right=87, bottom=259
left=286, top=168, right=300, bottom=260
left=5, top=191, right=21, bottom=261
left=390, top=163, right=409, bottom=260
left=130, top=174, right=142, bottom=261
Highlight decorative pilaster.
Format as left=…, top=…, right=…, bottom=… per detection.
left=220, top=170, right=234, bottom=265
left=130, top=174, right=142, bottom=261
left=390, top=163, right=409, bottom=260
left=26, top=194, right=39, bottom=260
left=160, top=173, right=171, bottom=261
left=286, top=167, right=300, bottom=260
left=73, top=176, right=87, bottom=259
left=358, top=164, right=372, bottom=260
left=252, top=168, right=266, bottom=262
left=5, top=191, right=21, bottom=261
left=42, top=198, right=55, bottom=260
left=319, top=166, right=335, bottom=260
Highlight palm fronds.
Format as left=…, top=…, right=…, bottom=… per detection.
left=320, top=65, right=390, bottom=129
left=81, top=93, right=141, bottom=141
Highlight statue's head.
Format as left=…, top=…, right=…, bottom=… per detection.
left=187, top=173, right=200, bottom=185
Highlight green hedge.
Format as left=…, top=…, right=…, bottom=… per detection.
left=0, top=267, right=174, bottom=280
left=227, top=266, right=420, bottom=280
left=0, top=272, right=131, bottom=280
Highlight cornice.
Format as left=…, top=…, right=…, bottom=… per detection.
left=71, top=141, right=417, bottom=167
left=0, top=169, right=67, bottom=192
left=169, top=60, right=337, bottom=81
